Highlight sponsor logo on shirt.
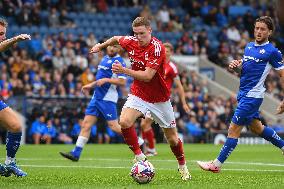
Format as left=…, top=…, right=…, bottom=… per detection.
left=170, top=120, right=176, bottom=127
left=259, top=49, right=265, bottom=54
left=129, top=50, right=135, bottom=56
left=145, top=52, right=148, bottom=60
left=243, top=55, right=261, bottom=63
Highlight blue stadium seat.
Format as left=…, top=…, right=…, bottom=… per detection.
left=108, top=21, right=116, bottom=29
left=91, top=20, right=99, bottom=27
left=20, top=26, right=29, bottom=34
left=30, top=26, right=39, bottom=34
left=80, top=20, right=90, bottom=28
left=95, top=13, right=105, bottom=21
left=39, top=26, right=48, bottom=34
left=228, top=6, right=254, bottom=17
left=98, top=21, right=108, bottom=29
left=69, top=12, right=77, bottom=19
left=9, top=25, right=20, bottom=34
left=94, top=29, right=104, bottom=38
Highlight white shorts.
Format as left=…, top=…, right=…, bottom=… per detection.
left=123, top=94, right=176, bottom=128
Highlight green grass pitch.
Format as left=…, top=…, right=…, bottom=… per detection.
left=0, top=144, right=284, bottom=189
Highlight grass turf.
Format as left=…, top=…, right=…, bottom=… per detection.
left=0, top=144, right=284, bottom=189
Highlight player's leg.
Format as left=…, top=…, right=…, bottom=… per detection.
left=162, top=127, right=190, bottom=180
left=148, top=100, right=190, bottom=180
left=100, top=96, right=146, bottom=160
left=0, top=105, right=27, bottom=177
left=60, top=115, right=97, bottom=161
left=141, top=116, right=157, bottom=156
left=42, top=134, right=52, bottom=144
left=250, top=119, right=284, bottom=153
left=197, top=96, right=262, bottom=173
left=32, top=133, right=41, bottom=144
left=119, top=107, right=146, bottom=161
left=197, top=122, right=242, bottom=173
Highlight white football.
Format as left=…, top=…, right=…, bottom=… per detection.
left=130, top=160, right=155, bottom=184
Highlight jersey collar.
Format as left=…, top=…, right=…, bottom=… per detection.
left=254, top=41, right=269, bottom=46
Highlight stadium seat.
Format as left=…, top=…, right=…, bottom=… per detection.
left=20, top=26, right=29, bottom=34
left=228, top=6, right=254, bottom=17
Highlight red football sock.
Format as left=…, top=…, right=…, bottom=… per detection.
left=142, top=128, right=155, bottom=149
left=170, top=139, right=186, bottom=165
left=121, top=126, right=142, bottom=155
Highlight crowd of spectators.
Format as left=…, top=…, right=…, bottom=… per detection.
left=1, top=0, right=284, bottom=144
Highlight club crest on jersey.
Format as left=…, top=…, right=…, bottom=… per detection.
left=145, top=52, right=148, bottom=60
left=259, top=49, right=265, bottom=54
left=107, top=60, right=112, bottom=64
left=129, top=50, right=135, bottom=55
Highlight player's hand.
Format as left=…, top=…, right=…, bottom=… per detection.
left=182, top=103, right=190, bottom=114
left=112, top=62, right=124, bottom=74
left=81, top=83, right=94, bottom=95
left=276, top=100, right=284, bottom=114
left=228, top=60, right=242, bottom=70
left=95, top=78, right=108, bottom=86
left=14, top=34, right=31, bottom=42
left=89, top=43, right=102, bottom=54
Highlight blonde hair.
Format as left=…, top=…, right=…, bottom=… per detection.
left=0, top=18, right=8, bottom=27
left=163, top=42, right=174, bottom=52
left=132, top=17, right=151, bottom=28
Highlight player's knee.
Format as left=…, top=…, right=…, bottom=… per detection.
left=81, top=121, right=92, bottom=131
left=168, top=137, right=179, bottom=146
left=8, top=121, right=22, bottom=133
left=165, top=134, right=179, bottom=146
left=249, top=125, right=263, bottom=135
left=119, top=119, right=132, bottom=129
left=227, top=128, right=241, bottom=138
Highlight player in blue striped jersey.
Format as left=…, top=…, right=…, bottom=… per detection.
left=197, top=16, right=284, bottom=173
left=60, top=45, right=143, bottom=161
left=0, top=18, right=30, bottom=177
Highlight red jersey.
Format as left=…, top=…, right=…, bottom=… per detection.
left=164, top=61, right=179, bottom=90
left=119, top=36, right=170, bottom=103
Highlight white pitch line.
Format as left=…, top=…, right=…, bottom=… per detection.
left=1, top=158, right=284, bottom=167
left=18, top=164, right=284, bottom=172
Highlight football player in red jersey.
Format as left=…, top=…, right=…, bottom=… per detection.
left=90, top=17, right=191, bottom=180
left=140, top=42, right=190, bottom=156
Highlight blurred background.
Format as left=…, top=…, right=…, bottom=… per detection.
left=0, top=0, right=284, bottom=145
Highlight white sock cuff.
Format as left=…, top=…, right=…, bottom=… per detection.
left=76, top=136, right=88, bottom=148
left=213, top=159, right=222, bottom=167
left=138, top=137, right=144, bottom=146
left=5, top=156, right=15, bottom=165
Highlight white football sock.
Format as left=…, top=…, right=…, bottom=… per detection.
left=178, top=163, right=186, bottom=170
left=213, top=159, right=222, bottom=167
left=135, top=153, right=146, bottom=161
left=138, top=137, right=144, bottom=146
left=75, top=136, right=88, bottom=148
left=5, top=156, right=15, bottom=165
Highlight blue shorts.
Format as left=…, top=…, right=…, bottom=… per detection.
left=232, top=96, right=263, bottom=126
left=0, top=100, right=8, bottom=111
left=85, top=98, right=117, bottom=121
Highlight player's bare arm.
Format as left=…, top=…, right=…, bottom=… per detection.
left=112, top=63, right=156, bottom=82
left=228, top=59, right=242, bottom=73
left=89, top=36, right=122, bottom=53
left=0, top=34, right=31, bottom=52
left=95, top=78, right=126, bottom=87
left=276, top=68, right=284, bottom=114
left=81, top=82, right=96, bottom=95
left=174, top=78, right=190, bottom=114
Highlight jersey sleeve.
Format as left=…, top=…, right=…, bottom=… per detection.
left=114, top=57, right=127, bottom=79
left=118, top=36, right=134, bottom=51
left=146, top=45, right=165, bottom=70
left=270, top=49, right=284, bottom=70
